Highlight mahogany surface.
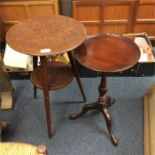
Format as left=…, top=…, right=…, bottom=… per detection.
left=6, top=15, right=86, bottom=56
left=76, top=34, right=140, bottom=72
left=6, top=15, right=87, bottom=138
left=31, top=61, right=73, bottom=90
left=69, top=34, right=140, bottom=146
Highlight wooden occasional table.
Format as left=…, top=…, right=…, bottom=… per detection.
left=69, top=34, right=140, bottom=146
left=6, top=15, right=87, bottom=138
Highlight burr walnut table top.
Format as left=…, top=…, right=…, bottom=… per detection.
left=6, top=15, right=86, bottom=56
left=75, top=34, right=140, bottom=73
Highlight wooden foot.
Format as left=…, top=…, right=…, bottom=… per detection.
left=69, top=102, right=98, bottom=120
left=101, top=108, right=118, bottom=146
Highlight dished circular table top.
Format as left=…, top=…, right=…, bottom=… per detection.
left=75, top=34, right=140, bottom=73
left=6, top=15, right=86, bottom=56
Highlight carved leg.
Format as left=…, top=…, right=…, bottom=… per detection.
left=69, top=73, right=118, bottom=145
left=69, top=102, right=98, bottom=120
left=67, top=52, right=86, bottom=102
left=40, top=57, right=52, bottom=138
left=101, top=107, right=118, bottom=146
left=100, top=96, right=115, bottom=108
left=69, top=74, right=108, bottom=118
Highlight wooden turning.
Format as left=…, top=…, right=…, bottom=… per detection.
left=69, top=34, right=140, bottom=146
left=6, top=16, right=87, bottom=138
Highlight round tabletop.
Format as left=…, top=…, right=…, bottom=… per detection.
left=75, top=34, right=140, bottom=73
left=6, top=15, right=86, bottom=56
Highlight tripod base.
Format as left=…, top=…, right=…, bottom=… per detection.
left=69, top=95, right=118, bottom=146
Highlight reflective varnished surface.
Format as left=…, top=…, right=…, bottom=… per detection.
left=76, top=34, right=140, bottom=72
left=31, top=61, right=73, bottom=90
left=69, top=34, right=140, bottom=146
left=6, top=15, right=86, bottom=56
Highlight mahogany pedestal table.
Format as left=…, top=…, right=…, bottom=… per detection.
left=6, top=15, right=87, bottom=138
left=69, top=34, right=140, bottom=146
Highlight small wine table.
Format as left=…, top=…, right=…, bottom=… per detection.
left=69, top=34, right=140, bottom=146
left=6, top=15, right=87, bottom=138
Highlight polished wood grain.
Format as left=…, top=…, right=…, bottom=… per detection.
left=69, top=34, right=140, bottom=146
left=6, top=15, right=87, bottom=138
left=75, top=34, right=140, bottom=72
left=31, top=61, right=73, bottom=90
left=6, top=16, right=86, bottom=56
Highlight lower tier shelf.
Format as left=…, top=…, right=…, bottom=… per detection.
left=31, top=61, right=73, bottom=90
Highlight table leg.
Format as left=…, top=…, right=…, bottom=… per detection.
left=69, top=102, right=98, bottom=119
left=69, top=73, right=118, bottom=146
left=67, top=52, right=86, bottom=102
left=33, top=86, right=37, bottom=99
left=101, top=107, right=118, bottom=145
left=40, top=57, right=52, bottom=138
left=33, top=56, right=38, bottom=99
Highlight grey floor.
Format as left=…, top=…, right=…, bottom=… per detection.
left=0, top=77, right=154, bottom=155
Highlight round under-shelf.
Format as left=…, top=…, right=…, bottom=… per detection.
left=31, top=61, right=74, bottom=90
